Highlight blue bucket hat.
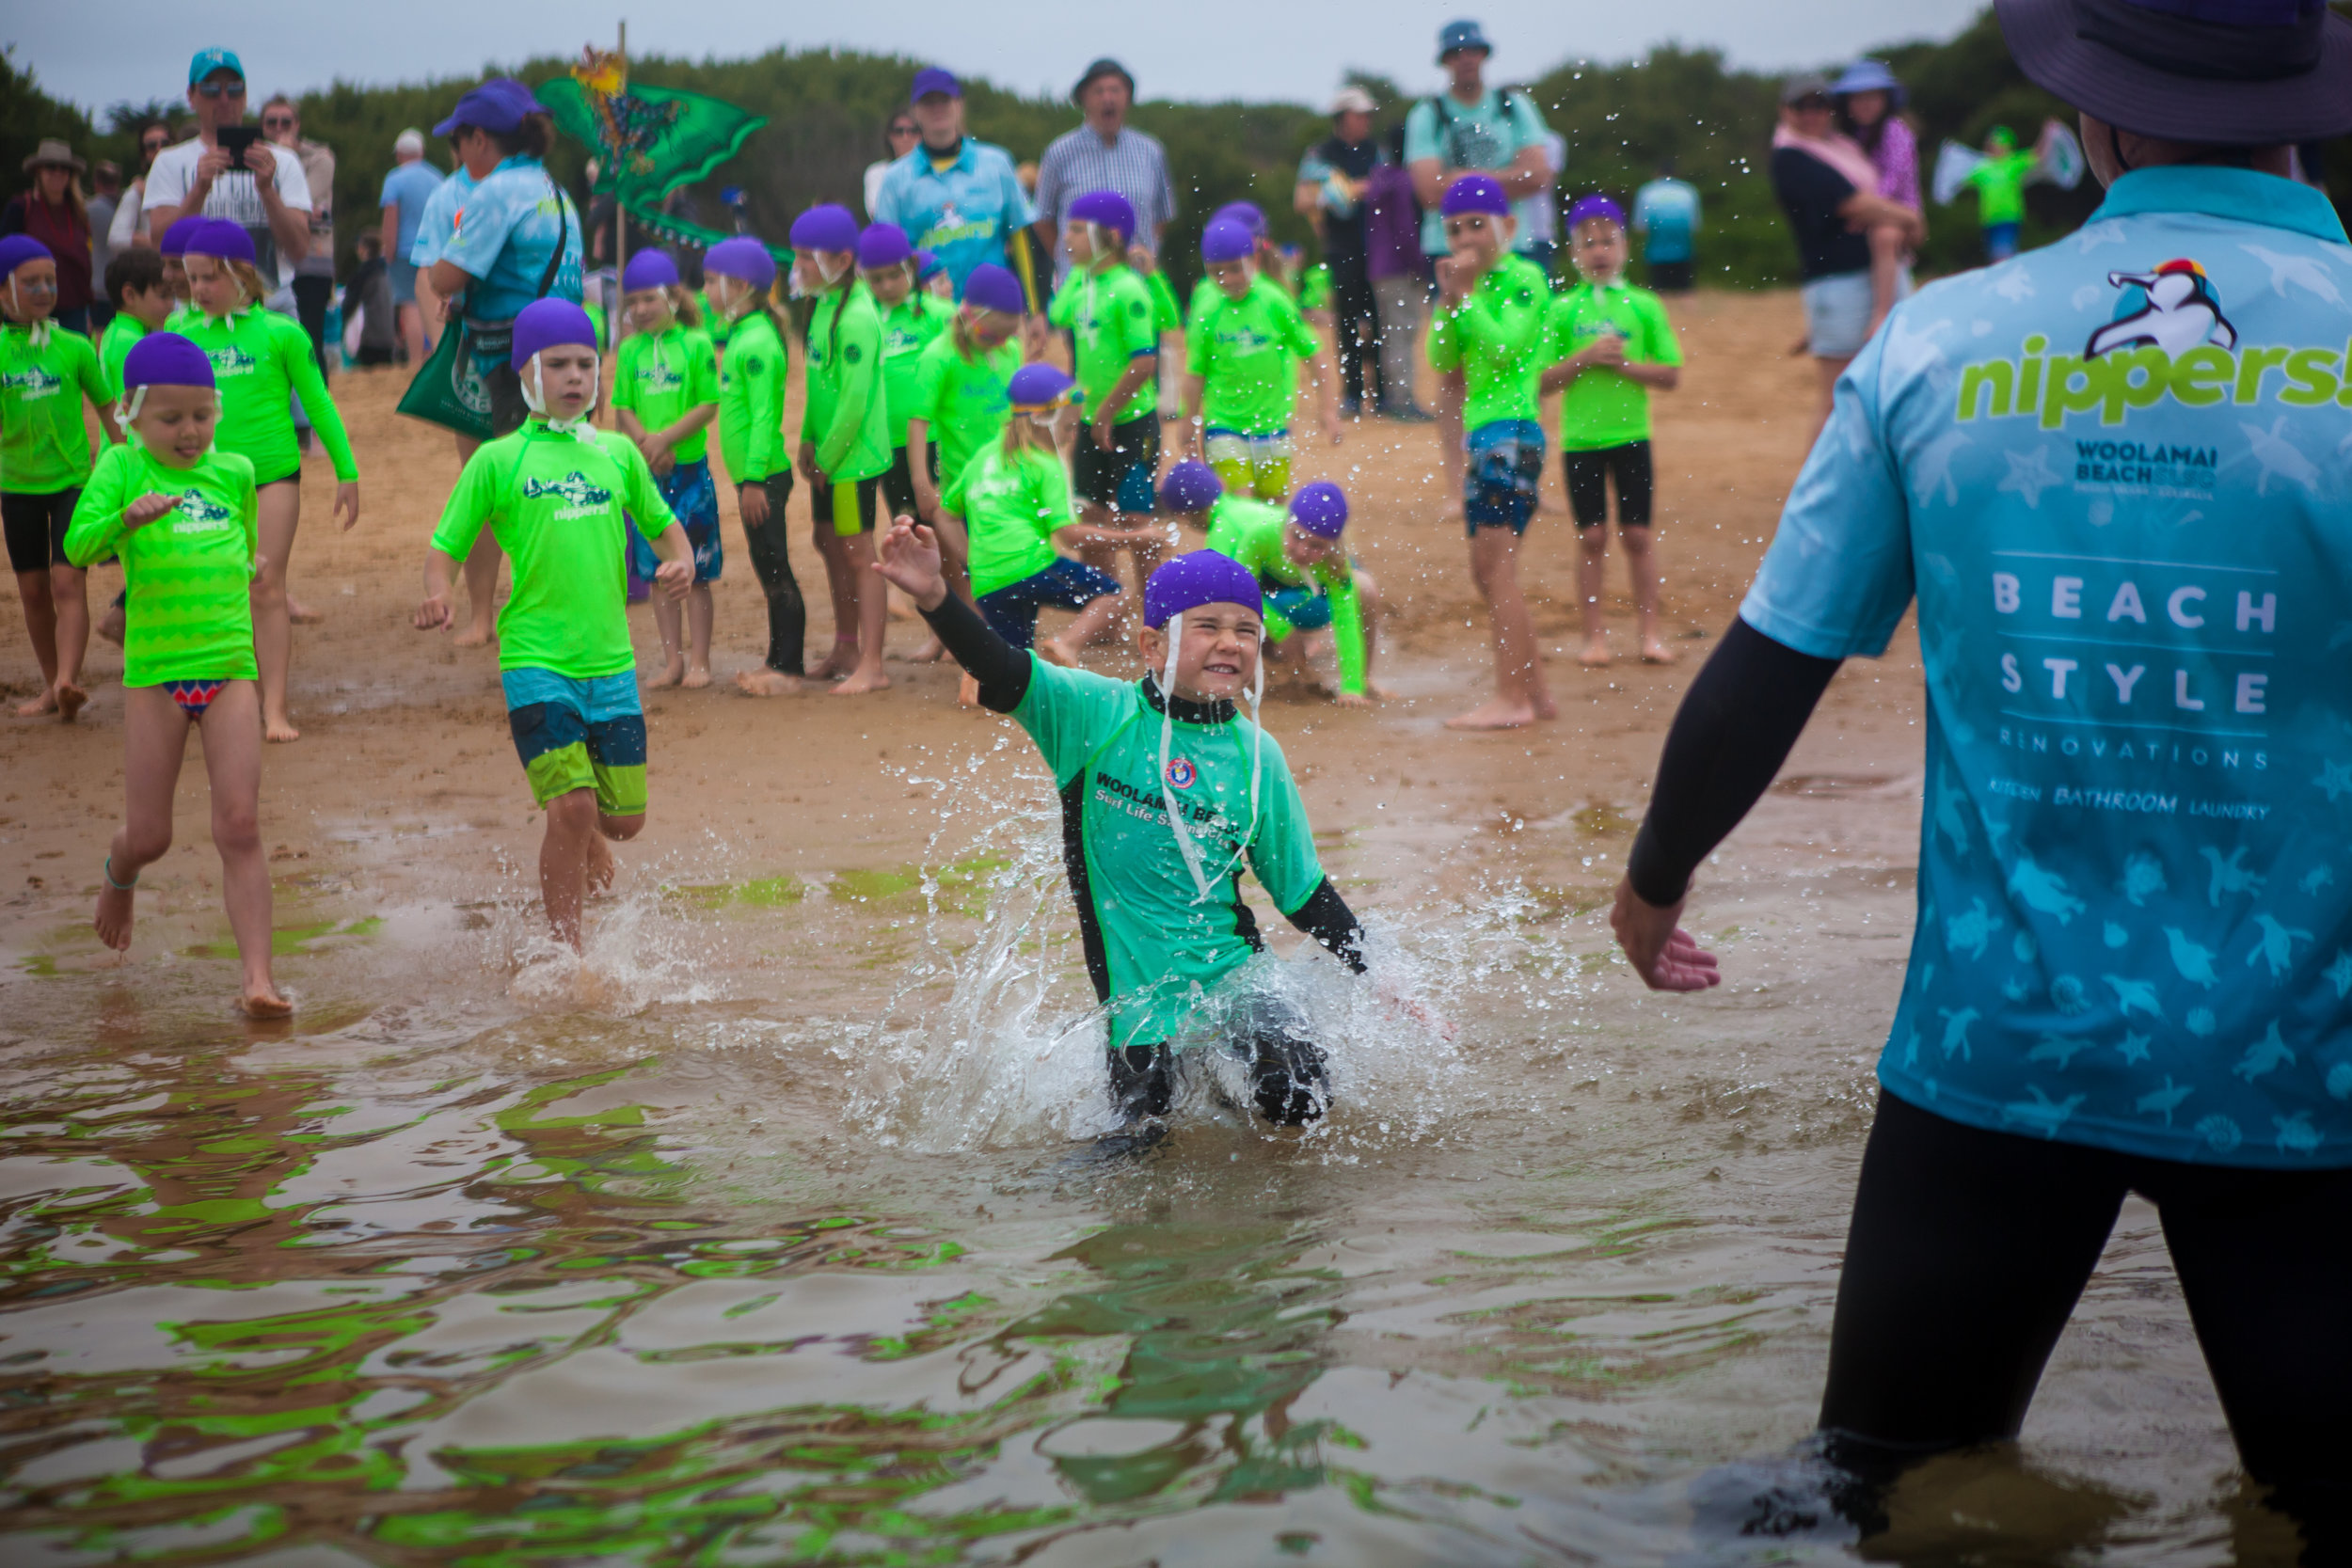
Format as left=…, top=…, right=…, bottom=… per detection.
left=1438, top=19, right=1493, bottom=61
left=1996, top=0, right=2352, bottom=142
left=1831, top=58, right=1907, bottom=106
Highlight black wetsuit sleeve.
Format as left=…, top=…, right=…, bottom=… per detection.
left=1287, top=878, right=1369, bottom=974
left=916, top=593, right=1030, bottom=713
left=1625, top=617, right=1842, bottom=907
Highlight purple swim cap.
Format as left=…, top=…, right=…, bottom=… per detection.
left=1200, top=218, right=1254, bottom=264
left=0, top=235, right=53, bottom=279
left=961, top=262, right=1025, bottom=315
left=121, top=331, right=215, bottom=390
left=705, top=236, right=776, bottom=292
left=1440, top=175, right=1510, bottom=217
left=184, top=218, right=257, bottom=265
left=1288, top=482, right=1349, bottom=538
left=159, top=215, right=206, bottom=257
left=621, top=249, right=679, bottom=292
left=1212, top=200, right=1268, bottom=237
left=857, top=223, right=914, bottom=271
left=1156, top=459, right=1223, bottom=515
left=1068, top=190, right=1136, bottom=239
left=509, top=298, right=598, bottom=371
left=1565, top=194, right=1627, bottom=231
left=789, top=204, right=860, bottom=256
left=914, top=247, right=944, bottom=281
left=1007, top=362, right=1078, bottom=409
left=1143, top=550, right=1262, bottom=629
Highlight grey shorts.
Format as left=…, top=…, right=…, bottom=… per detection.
left=1802, top=266, right=1913, bottom=360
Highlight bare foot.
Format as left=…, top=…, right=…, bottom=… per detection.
left=682, top=666, right=713, bottom=689
left=264, top=714, right=302, bottom=743
left=809, top=643, right=858, bottom=681
left=453, top=623, right=495, bottom=649
left=16, top=688, right=57, bottom=719
left=1365, top=679, right=1402, bottom=701
left=55, top=681, right=87, bottom=722
left=1445, top=697, right=1539, bottom=731
left=95, top=879, right=135, bottom=950
left=585, top=832, right=618, bottom=895
left=1640, top=638, right=1678, bottom=665
left=831, top=669, right=892, bottom=696
left=287, top=599, right=326, bottom=626
left=1036, top=640, right=1078, bottom=669
left=646, top=660, right=685, bottom=689
left=895, top=636, right=946, bottom=664
left=1533, top=691, right=1560, bottom=721
left=958, top=673, right=980, bottom=707
left=1578, top=638, right=1613, bottom=668
left=1333, top=690, right=1372, bottom=708
left=97, top=604, right=125, bottom=646
left=239, top=984, right=294, bottom=1019
left=735, top=668, right=803, bottom=697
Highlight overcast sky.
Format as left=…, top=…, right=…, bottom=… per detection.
left=16, top=0, right=1986, bottom=119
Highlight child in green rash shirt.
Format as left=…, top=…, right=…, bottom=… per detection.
left=903, top=262, right=1025, bottom=661
left=416, top=302, right=694, bottom=955
left=788, top=204, right=893, bottom=698
left=1132, top=249, right=1185, bottom=420
left=702, top=240, right=808, bottom=700
left=99, top=247, right=175, bottom=405
left=1426, top=177, right=1554, bottom=734
left=1046, top=192, right=1166, bottom=603
left=877, top=526, right=1396, bottom=1135
left=941, top=365, right=1129, bottom=674
left=0, top=237, right=120, bottom=723
left=179, top=223, right=361, bottom=747
left=1182, top=218, right=1343, bottom=503
left=64, top=333, right=287, bottom=1020
left=1184, top=468, right=1388, bottom=705
left=613, top=251, right=723, bottom=691
left=855, top=225, right=955, bottom=525
left=1540, top=198, right=1683, bottom=669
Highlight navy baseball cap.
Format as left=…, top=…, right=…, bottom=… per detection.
left=911, top=68, right=961, bottom=103
left=188, top=47, right=244, bottom=86
left=433, top=78, right=543, bottom=139
left=1438, top=20, right=1493, bottom=60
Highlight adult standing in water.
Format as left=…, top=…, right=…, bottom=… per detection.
left=1611, top=0, right=2352, bottom=1541
left=417, top=79, right=582, bottom=649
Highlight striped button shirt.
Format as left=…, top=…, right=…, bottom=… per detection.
left=1035, top=124, right=1177, bottom=279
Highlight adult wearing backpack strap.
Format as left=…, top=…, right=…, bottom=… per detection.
left=1404, top=20, right=1553, bottom=516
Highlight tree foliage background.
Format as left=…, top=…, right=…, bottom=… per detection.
left=4, top=8, right=2346, bottom=293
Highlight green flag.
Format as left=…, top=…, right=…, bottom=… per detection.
left=538, top=75, right=765, bottom=202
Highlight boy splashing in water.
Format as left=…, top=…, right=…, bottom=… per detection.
left=874, top=524, right=1378, bottom=1134
left=415, top=300, right=694, bottom=950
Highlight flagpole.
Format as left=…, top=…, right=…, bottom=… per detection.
left=609, top=19, right=628, bottom=426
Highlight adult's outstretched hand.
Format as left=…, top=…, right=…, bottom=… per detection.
left=1608, top=878, right=1721, bottom=992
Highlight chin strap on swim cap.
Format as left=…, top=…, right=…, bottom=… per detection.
left=520, top=351, right=598, bottom=433
left=8, top=277, right=50, bottom=346
left=1158, top=610, right=1216, bottom=903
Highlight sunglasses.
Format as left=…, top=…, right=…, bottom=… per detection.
left=142, top=137, right=167, bottom=151
left=1789, top=95, right=1833, bottom=111
left=888, top=124, right=918, bottom=137
left=196, top=79, right=246, bottom=99
left=262, top=115, right=295, bottom=129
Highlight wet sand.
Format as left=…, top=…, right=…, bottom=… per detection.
left=0, top=291, right=2279, bottom=1563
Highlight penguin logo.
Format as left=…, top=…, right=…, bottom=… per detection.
left=1166, top=757, right=1196, bottom=790
left=2085, top=259, right=2236, bottom=360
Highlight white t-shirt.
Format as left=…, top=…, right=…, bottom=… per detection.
left=143, top=135, right=313, bottom=288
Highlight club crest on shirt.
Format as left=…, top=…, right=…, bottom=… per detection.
left=522, top=470, right=614, bottom=517
left=1, top=365, right=62, bottom=400
left=166, top=490, right=236, bottom=529
left=207, top=345, right=261, bottom=378
left=1165, top=756, right=1197, bottom=790
left=2086, top=259, right=2235, bottom=360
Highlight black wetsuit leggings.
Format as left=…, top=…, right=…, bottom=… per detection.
left=739, top=475, right=804, bottom=676
left=1826, top=1091, right=2352, bottom=1537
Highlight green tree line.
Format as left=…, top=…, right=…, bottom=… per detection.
left=4, top=10, right=2346, bottom=294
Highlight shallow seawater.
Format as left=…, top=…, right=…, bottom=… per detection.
left=0, top=768, right=2302, bottom=1565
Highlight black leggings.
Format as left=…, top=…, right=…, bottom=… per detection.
left=1825, top=1090, right=2352, bottom=1534
left=1564, top=440, right=1653, bottom=528
left=739, top=475, right=804, bottom=676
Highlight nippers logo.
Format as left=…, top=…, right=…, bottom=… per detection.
left=2086, top=259, right=2236, bottom=360
left=521, top=471, right=613, bottom=515
left=1165, top=756, right=1197, bottom=790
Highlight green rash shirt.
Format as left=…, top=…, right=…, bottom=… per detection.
left=1185, top=277, right=1321, bottom=436
left=64, top=444, right=258, bottom=686
left=1202, top=495, right=1366, bottom=695
left=2, top=324, right=112, bottom=492
left=1012, top=659, right=1330, bottom=1050
left=1425, top=253, right=1551, bottom=430
left=942, top=442, right=1073, bottom=597
left=97, top=314, right=151, bottom=407
left=1146, top=269, right=1183, bottom=337
left=1047, top=263, right=1158, bottom=425
left=715, top=310, right=789, bottom=485
left=800, top=282, right=891, bottom=483
left=175, top=308, right=358, bottom=483
left=911, top=332, right=1018, bottom=489
left=1544, top=280, right=1682, bottom=450
left=613, top=324, right=720, bottom=464
left=1966, top=150, right=2037, bottom=227
left=429, top=420, right=677, bottom=678
left=879, top=293, right=954, bottom=448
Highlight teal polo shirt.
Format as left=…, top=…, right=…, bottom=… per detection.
left=869, top=136, right=1038, bottom=297
left=1742, top=166, right=2352, bottom=1166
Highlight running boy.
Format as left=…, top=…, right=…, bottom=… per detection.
left=703, top=238, right=806, bottom=699
left=63, top=334, right=287, bottom=1017
left=1, top=235, right=120, bottom=721
left=941, top=364, right=1126, bottom=671
left=859, top=223, right=954, bottom=526
left=875, top=526, right=1375, bottom=1132
left=99, top=247, right=175, bottom=404
left=791, top=204, right=892, bottom=695
left=1183, top=466, right=1387, bottom=706
left=1426, top=175, right=1554, bottom=731
left=1540, top=195, right=1682, bottom=667
left=1182, top=218, right=1342, bottom=502
left=1047, top=192, right=1164, bottom=598
left=612, top=250, right=722, bottom=689
left=415, top=300, right=693, bottom=952
left=178, top=220, right=359, bottom=744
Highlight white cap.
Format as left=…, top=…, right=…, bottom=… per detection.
left=394, top=128, right=425, bottom=156
left=1327, top=86, right=1377, bottom=116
